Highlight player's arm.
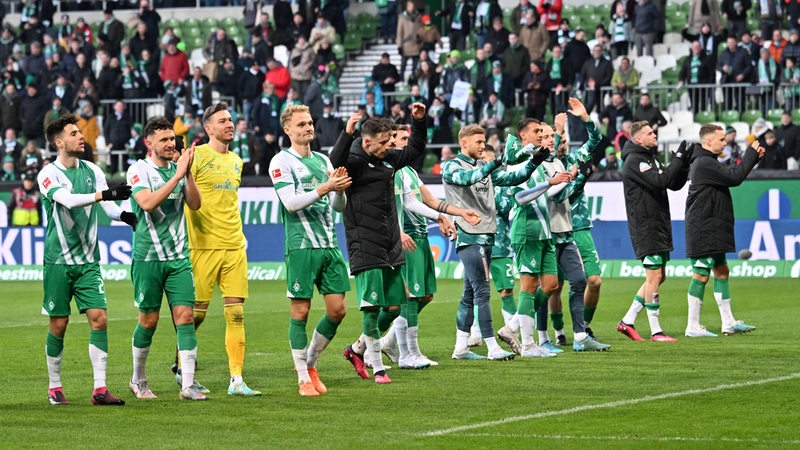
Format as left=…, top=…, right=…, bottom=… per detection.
left=419, top=183, right=481, bottom=225
left=567, top=97, right=602, bottom=161
left=130, top=149, right=195, bottom=212
left=39, top=169, right=131, bottom=209
left=94, top=166, right=137, bottom=229
left=329, top=112, right=360, bottom=171
left=700, top=141, right=763, bottom=187
left=442, top=158, right=498, bottom=186
left=393, top=103, right=429, bottom=169
left=183, top=147, right=201, bottom=210
left=327, top=166, right=350, bottom=212
left=491, top=154, right=542, bottom=186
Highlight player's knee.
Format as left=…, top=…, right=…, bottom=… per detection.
left=328, top=304, right=346, bottom=322
left=423, top=294, right=433, bottom=303
left=224, top=303, right=244, bottom=324
left=140, top=314, right=159, bottom=329
left=587, top=275, right=602, bottom=289
left=541, top=279, right=559, bottom=295
left=193, top=302, right=209, bottom=325
left=88, top=312, right=107, bottom=330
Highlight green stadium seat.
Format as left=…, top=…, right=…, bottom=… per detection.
left=164, top=18, right=181, bottom=29
left=359, top=22, right=377, bottom=40
left=793, top=109, right=800, bottom=124
left=202, top=18, right=219, bottom=29
left=694, top=110, right=716, bottom=124
left=184, top=18, right=200, bottom=29
left=766, top=108, right=784, bottom=124
left=189, top=36, right=205, bottom=52
left=583, top=14, right=602, bottom=30
left=594, top=4, right=609, bottom=17
left=452, top=118, right=462, bottom=143
left=718, top=110, right=740, bottom=124
left=577, top=4, right=595, bottom=15
left=220, top=17, right=239, bottom=28
left=422, top=152, right=439, bottom=174
left=183, top=26, right=201, bottom=39
left=661, top=67, right=680, bottom=84
left=343, top=33, right=361, bottom=53
left=741, top=109, right=763, bottom=124
left=332, top=43, right=345, bottom=60
left=356, top=12, right=372, bottom=25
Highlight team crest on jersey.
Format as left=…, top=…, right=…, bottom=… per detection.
left=86, top=175, right=94, bottom=191
left=639, top=162, right=652, bottom=173
left=382, top=161, right=392, bottom=169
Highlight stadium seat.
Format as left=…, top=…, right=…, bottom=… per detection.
left=671, top=110, right=695, bottom=128
left=164, top=18, right=181, bottom=29
left=694, top=110, right=716, bottom=125
left=633, top=55, right=655, bottom=70
left=719, top=110, right=740, bottom=124
left=359, top=22, right=377, bottom=41
left=189, top=36, right=205, bottom=53
left=653, top=43, right=669, bottom=57
left=332, top=43, right=345, bottom=61
left=220, top=17, right=239, bottom=28
left=274, top=45, right=289, bottom=66
left=661, top=67, right=680, bottom=84
left=663, top=32, right=683, bottom=45
left=183, top=26, right=201, bottom=39
left=793, top=109, right=800, bottom=124
left=343, top=33, right=361, bottom=53
left=681, top=122, right=702, bottom=138
left=422, top=152, right=439, bottom=174
left=656, top=54, right=677, bottom=71
left=639, top=67, right=663, bottom=85
left=202, top=18, right=218, bottom=29
left=741, top=109, right=763, bottom=124
left=766, top=108, right=784, bottom=124
left=184, top=18, right=200, bottom=29
left=657, top=124, right=680, bottom=141
left=669, top=43, right=691, bottom=57
left=730, top=121, right=750, bottom=137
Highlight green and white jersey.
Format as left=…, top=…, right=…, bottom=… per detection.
left=394, top=166, right=428, bottom=238
left=38, top=160, right=107, bottom=265
left=269, top=148, right=339, bottom=252
left=127, top=158, right=189, bottom=261
left=492, top=185, right=514, bottom=258
left=510, top=165, right=551, bottom=244
left=554, top=119, right=602, bottom=231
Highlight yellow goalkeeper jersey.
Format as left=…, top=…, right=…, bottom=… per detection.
left=186, top=143, right=245, bottom=249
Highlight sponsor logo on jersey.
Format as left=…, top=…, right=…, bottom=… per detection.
left=639, top=162, right=652, bottom=173
left=131, top=174, right=140, bottom=185
left=271, top=168, right=282, bottom=179
left=212, top=179, right=239, bottom=191
left=43, top=178, right=51, bottom=189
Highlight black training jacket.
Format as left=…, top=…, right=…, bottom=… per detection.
left=685, top=146, right=759, bottom=258
left=329, top=118, right=427, bottom=275
left=621, top=141, right=689, bottom=259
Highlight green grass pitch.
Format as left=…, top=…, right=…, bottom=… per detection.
left=1, top=278, right=798, bottom=448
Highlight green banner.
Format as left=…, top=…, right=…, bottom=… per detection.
left=731, top=180, right=799, bottom=219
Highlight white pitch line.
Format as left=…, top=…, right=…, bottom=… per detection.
left=418, top=372, right=800, bottom=437
left=456, top=433, right=800, bottom=445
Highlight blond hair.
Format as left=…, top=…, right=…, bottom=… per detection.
left=458, top=124, right=486, bottom=141
left=280, top=104, right=311, bottom=128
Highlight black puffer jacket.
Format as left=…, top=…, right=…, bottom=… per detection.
left=621, top=140, right=689, bottom=259
left=685, top=146, right=759, bottom=258
left=329, top=118, right=427, bottom=275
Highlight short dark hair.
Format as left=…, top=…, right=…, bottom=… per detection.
left=144, top=116, right=174, bottom=138
left=630, top=121, right=651, bottom=138
left=517, top=118, right=540, bottom=134
left=202, top=102, right=229, bottom=125
left=45, top=114, right=78, bottom=146
left=484, top=144, right=495, bottom=153
left=361, top=118, right=393, bottom=138
left=699, top=123, right=723, bottom=139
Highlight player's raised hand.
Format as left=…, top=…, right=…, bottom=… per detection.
left=461, top=209, right=481, bottom=226
left=411, top=102, right=427, bottom=120
left=346, top=112, right=362, bottom=135
left=567, top=97, right=589, bottom=120
left=751, top=140, right=765, bottom=159
left=570, top=163, right=579, bottom=179
left=549, top=171, right=572, bottom=185
left=177, top=145, right=194, bottom=176
left=554, top=112, right=568, bottom=134
left=325, top=167, right=352, bottom=193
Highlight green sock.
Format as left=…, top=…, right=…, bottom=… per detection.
left=132, top=323, right=156, bottom=349
left=689, top=278, right=706, bottom=300
left=89, top=329, right=108, bottom=352
left=634, top=294, right=645, bottom=306
left=500, top=295, right=516, bottom=315
left=533, top=287, right=549, bottom=311
left=403, top=300, right=420, bottom=327
left=550, top=311, right=564, bottom=331
left=713, top=278, right=730, bottom=299
left=417, top=299, right=430, bottom=314
left=517, top=291, right=535, bottom=316
left=584, top=306, right=597, bottom=325
left=288, top=318, right=307, bottom=350
left=315, top=315, right=340, bottom=341
left=176, top=324, right=196, bottom=351
left=362, top=310, right=380, bottom=339
left=377, top=308, right=399, bottom=333
left=46, top=332, right=64, bottom=357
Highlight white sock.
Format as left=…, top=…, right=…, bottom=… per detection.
left=46, top=350, right=63, bottom=389
left=538, top=330, right=550, bottom=345
left=292, top=348, right=310, bottom=383
left=555, top=329, right=565, bottom=338
left=454, top=329, right=469, bottom=354
left=407, top=326, right=420, bottom=357
left=352, top=334, right=366, bottom=355
left=518, top=314, right=535, bottom=346
left=501, top=309, right=514, bottom=326
left=714, top=293, right=735, bottom=329
left=469, top=318, right=481, bottom=337
left=507, top=314, right=520, bottom=332
left=380, top=322, right=397, bottom=351
left=230, top=375, right=243, bottom=387
left=88, top=343, right=108, bottom=390
left=687, top=295, right=702, bottom=330
left=178, top=347, right=197, bottom=389
left=394, top=316, right=409, bottom=360
left=574, top=331, right=587, bottom=342
left=622, top=300, right=644, bottom=325
left=646, top=304, right=663, bottom=335
left=484, top=336, right=501, bottom=353
left=363, top=335, right=384, bottom=374
left=131, top=345, right=150, bottom=383
left=307, top=330, right=331, bottom=369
